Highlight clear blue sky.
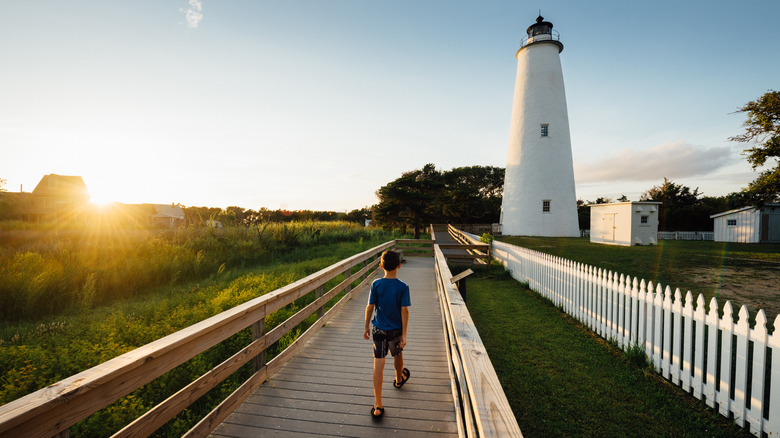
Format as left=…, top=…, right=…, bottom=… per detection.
left=2, top=1, right=778, bottom=211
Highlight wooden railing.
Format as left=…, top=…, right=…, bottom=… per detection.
left=432, top=226, right=523, bottom=437
left=447, top=224, right=490, bottom=264
left=395, top=238, right=435, bottom=256
left=0, top=241, right=395, bottom=438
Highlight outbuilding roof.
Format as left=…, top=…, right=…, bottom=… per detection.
left=710, top=204, right=780, bottom=219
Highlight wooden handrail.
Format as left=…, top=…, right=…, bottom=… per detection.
left=446, top=225, right=491, bottom=264
left=433, top=234, right=522, bottom=437
left=0, top=240, right=395, bottom=438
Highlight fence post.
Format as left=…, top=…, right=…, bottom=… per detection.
left=252, top=318, right=266, bottom=372
left=662, top=286, right=673, bottom=379
left=345, top=267, right=352, bottom=295
left=765, top=314, right=780, bottom=436
left=747, top=310, right=768, bottom=435
left=733, top=306, right=750, bottom=427
left=718, top=301, right=735, bottom=416
left=316, top=285, right=324, bottom=319
left=704, top=297, right=720, bottom=408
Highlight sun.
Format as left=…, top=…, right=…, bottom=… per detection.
left=88, top=186, right=118, bottom=207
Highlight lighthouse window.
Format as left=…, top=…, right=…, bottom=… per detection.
left=640, top=215, right=649, bottom=224
left=542, top=200, right=551, bottom=212
left=541, top=124, right=549, bottom=137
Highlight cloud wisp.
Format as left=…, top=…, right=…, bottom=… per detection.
left=183, top=0, right=203, bottom=28
left=574, top=141, right=733, bottom=183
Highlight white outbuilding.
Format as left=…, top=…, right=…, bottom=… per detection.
left=590, top=202, right=662, bottom=246
left=710, top=204, right=780, bottom=243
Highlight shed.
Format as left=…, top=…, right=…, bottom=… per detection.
left=710, top=204, right=780, bottom=243
left=590, top=202, right=662, bottom=246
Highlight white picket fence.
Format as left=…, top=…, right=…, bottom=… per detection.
left=485, top=236, right=780, bottom=437
left=658, top=231, right=714, bottom=241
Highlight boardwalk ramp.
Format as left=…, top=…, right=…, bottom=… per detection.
left=210, top=257, right=459, bottom=437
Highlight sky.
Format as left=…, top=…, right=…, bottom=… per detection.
left=2, top=1, right=779, bottom=212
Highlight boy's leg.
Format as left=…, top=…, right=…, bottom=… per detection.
left=373, top=357, right=385, bottom=413
left=394, top=352, right=404, bottom=383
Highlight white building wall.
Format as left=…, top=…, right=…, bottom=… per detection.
left=590, top=202, right=660, bottom=246
left=500, top=38, right=579, bottom=237
left=713, top=208, right=761, bottom=243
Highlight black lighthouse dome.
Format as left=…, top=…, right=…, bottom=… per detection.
left=519, top=14, right=563, bottom=53
left=526, top=15, right=554, bottom=37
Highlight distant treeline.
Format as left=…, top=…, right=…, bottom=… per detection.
left=183, top=206, right=372, bottom=227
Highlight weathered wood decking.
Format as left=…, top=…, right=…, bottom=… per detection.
left=210, top=257, right=459, bottom=437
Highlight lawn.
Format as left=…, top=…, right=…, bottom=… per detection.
left=464, top=267, right=753, bottom=438
left=498, top=236, right=780, bottom=320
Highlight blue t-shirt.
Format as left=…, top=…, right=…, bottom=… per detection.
left=368, top=278, right=411, bottom=331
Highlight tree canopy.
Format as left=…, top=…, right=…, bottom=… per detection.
left=638, top=178, right=747, bottom=231
left=373, top=164, right=504, bottom=237
left=730, top=90, right=780, bottom=204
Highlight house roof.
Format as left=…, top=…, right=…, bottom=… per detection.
left=151, top=204, right=185, bottom=220
left=32, top=174, right=89, bottom=197
left=710, top=204, right=780, bottom=219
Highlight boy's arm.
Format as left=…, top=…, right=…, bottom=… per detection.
left=400, top=306, right=409, bottom=348
left=363, top=304, right=375, bottom=340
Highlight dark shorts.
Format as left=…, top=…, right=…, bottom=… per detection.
left=372, top=327, right=403, bottom=359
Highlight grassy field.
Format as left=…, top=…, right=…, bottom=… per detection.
left=0, top=221, right=385, bottom=321
left=0, top=224, right=400, bottom=437
left=498, top=236, right=780, bottom=320
left=464, top=266, right=753, bottom=437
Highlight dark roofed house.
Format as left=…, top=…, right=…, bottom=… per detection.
left=149, top=204, right=185, bottom=228
left=30, top=174, right=90, bottom=221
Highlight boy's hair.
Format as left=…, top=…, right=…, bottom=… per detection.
left=381, top=250, right=401, bottom=271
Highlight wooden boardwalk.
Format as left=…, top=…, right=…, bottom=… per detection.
left=210, top=257, right=459, bottom=437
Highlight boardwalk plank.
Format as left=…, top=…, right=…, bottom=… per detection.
left=210, top=257, right=458, bottom=437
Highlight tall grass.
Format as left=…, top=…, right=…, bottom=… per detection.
left=0, top=232, right=397, bottom=437
left=0, top=221, right=387, bottom=321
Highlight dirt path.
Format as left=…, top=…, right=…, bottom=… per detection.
left=687, top=263, right=780, bottom=323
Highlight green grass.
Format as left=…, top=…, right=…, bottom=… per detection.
left=464, top=266, right=752, bottom=438
left=0, top=234, right=395, bottom=437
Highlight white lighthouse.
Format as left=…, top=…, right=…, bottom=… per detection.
left=500, top=15, right=579, bottom=237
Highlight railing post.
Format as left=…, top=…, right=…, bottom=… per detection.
left=345, top=267, right=352, bottom=295
left=251, top=318, right=266, bottom=372
left=315, top=285, right=324, bottom=319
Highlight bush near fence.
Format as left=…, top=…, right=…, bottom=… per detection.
left=470, top=230, right=778, bottom=437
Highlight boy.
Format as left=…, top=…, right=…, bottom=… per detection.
left=363, top=250, right=410, bottom=419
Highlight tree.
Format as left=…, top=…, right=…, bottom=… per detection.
left=439, top=166, right=504, bottom=224
left=372, top=164, right=504, bottom=237
left=345, top=207, right=372, bottom=224
left=729, top=90, right=780, bottom=204
left=0, top=178, right=6, bottom=192
left=373, top=164, right=443, bottom=238
left=640, top=178, right=711, bottom=230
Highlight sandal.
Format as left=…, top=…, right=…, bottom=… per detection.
left=371, top=406, right=384, bottom=419
left=393, top=368, right=410, bottom=388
